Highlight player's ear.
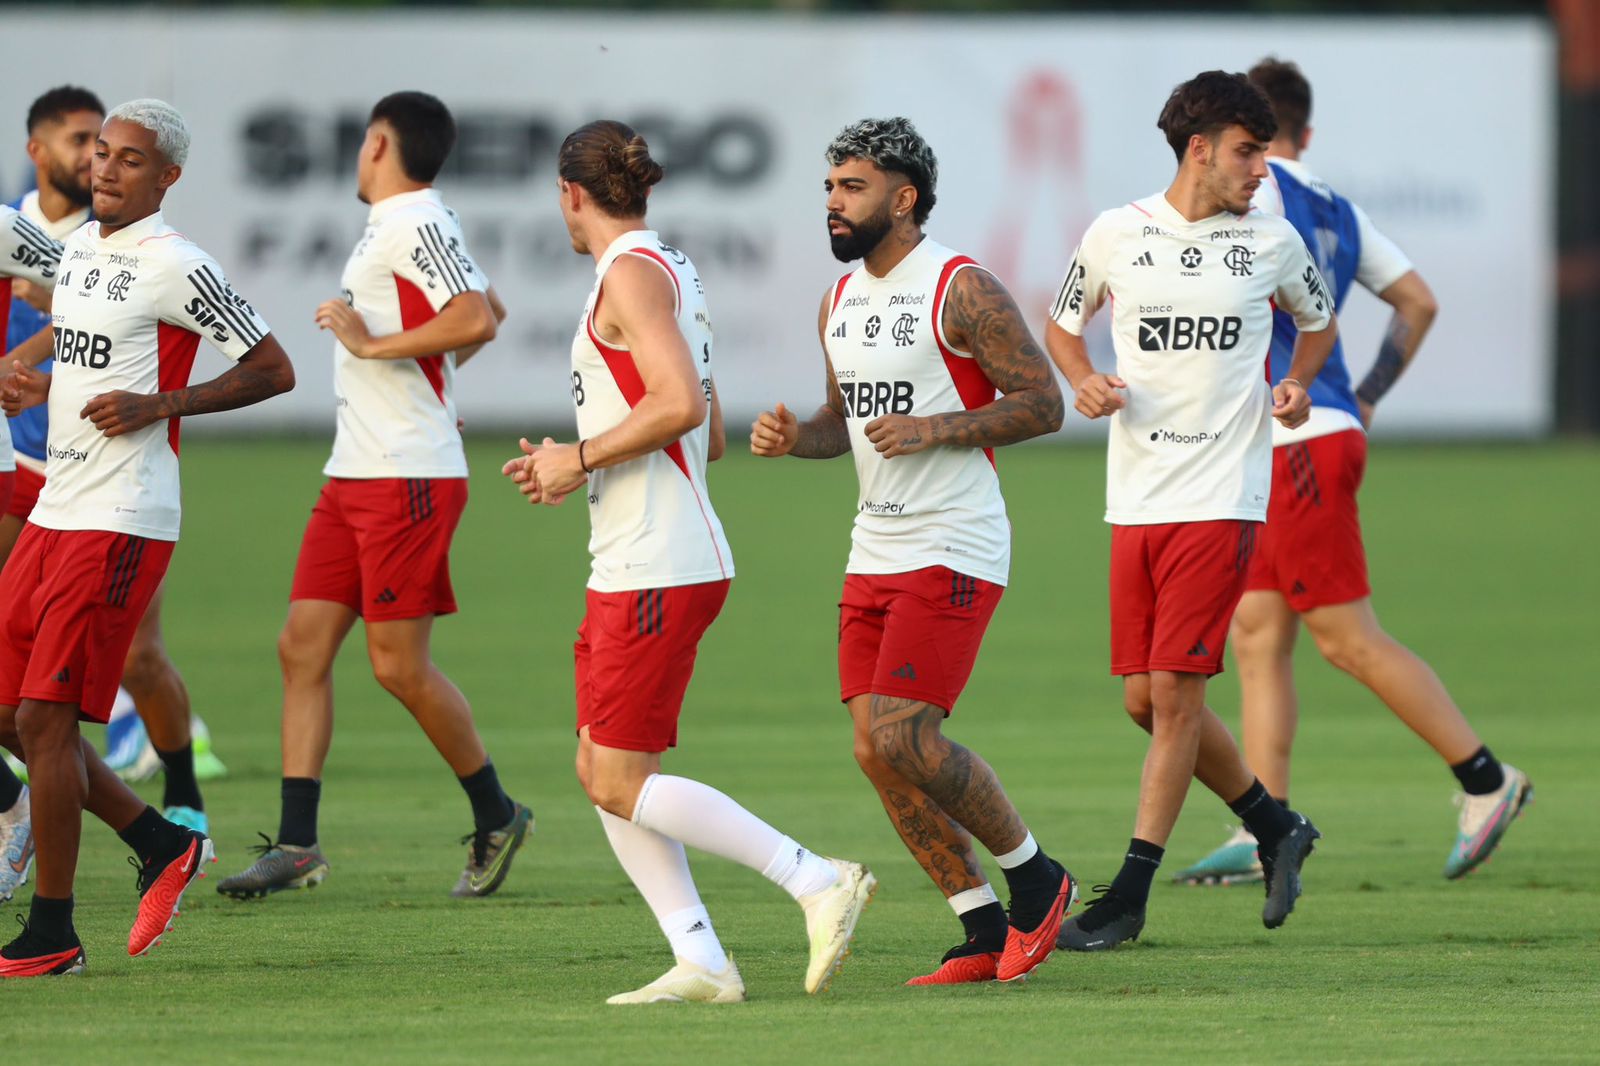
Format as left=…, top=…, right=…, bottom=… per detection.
left=24, top=137, right=46, bottom=169
left=1188, top=133, right=1210, bottom=166
left=1301, top=125, right=1313, bottom=153
left=895, top=183, right=917, bottom=222
left=156, top=163, right=182, bottom=192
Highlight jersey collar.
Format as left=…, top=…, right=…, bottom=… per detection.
left=1144, top=191, right=1248, bottom=229
left=367, top=187, right=443, bottom=224
left=91, top=210, right=165, bottom=245
left=594, top=229, right=658, bottom=275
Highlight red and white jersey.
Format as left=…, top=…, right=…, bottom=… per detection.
left=571, top=230, right=733, bottom=594
left=33, top=211, right=271, bottom=541
left=1, top=204, right=64, bottom=472
left=324, top=188, right=487, bottom=479
left=1051, top=192, right=1331, bottom=525
left=824, top=238, right=1010, bottom=586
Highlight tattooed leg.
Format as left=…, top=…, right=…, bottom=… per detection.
left=867, top=694, right=1028, bottom=856
left=849, top=696, right=986, bottom=896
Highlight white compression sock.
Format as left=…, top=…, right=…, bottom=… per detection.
left=658, top=905, right=729, bottom=973
left=632, top=774, right=837, bottom=901
left=993, top=831, right=1039, bottom=869
left=596, top=807, right=728, bottom=970
left=947, top=884, right=1001, bottom=916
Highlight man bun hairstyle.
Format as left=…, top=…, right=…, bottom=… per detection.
left=1156, top=71, right=1278, bottom=164
left=1248, top=57, right=1313, bottom=145
left=104, top=99, right=190, bottom=167
left=558, top=120, right=664, bottom=218
left=27, top=86, right=105, bottom=133
left=825, top=116, right=938, bottom=225
left=369, top=91, right=456, bottom=183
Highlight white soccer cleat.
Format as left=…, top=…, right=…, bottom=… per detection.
left=605, top=957, right=745, bottom=1005
left=0, top=785, right=34, bottom=902
left=799, top=858, right=877, bottom=995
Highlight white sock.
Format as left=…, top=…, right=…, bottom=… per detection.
left=658, top=905, right=729, bottom=973
left=992, top=831, right=1039, bottom=869
left=632, top=774, right=835, bottom=900
left=947, top=883, right=1001, bottom=916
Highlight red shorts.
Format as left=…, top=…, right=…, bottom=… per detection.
left=290, top=478, right=467, bottom=621
left=0, top=524, right=173, bottom=721
left=3, top=465, right=41, bottom=519
left=838, top=567, right=1004, bottom=713
left=1246, top=430, right=1370, bottom=612
left=1110, top=520, right=1260, bottom=677
left=0, top=471, right=12, bottom=518
left=575, top=580, right=730, bottom=753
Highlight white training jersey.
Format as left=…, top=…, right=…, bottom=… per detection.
left=1, top=204, right=64, bottom=473
left=32, top=211, right=271, bottom=541
left=323, top=188, right=487, bottom=479
left=570, top=230, right=733, bottom=594
left=1050, top=192, right=1332, bottom=525
left=824, top=238, right=1010, bottom=586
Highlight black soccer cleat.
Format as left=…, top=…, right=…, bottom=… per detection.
left=1261, top=812, right=1320, bottom=929
left=1056, top=884, right=1145, bottom=952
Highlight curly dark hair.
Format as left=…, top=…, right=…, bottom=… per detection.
left=1248, top=57, right=1313, bottom=146
left=825, top=117, right=938, bottom=225
left=1156, top=71, right=1277, bottom=164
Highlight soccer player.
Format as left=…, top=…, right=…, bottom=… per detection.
left=0, top=99, right=296, bottom=976
left=504, top=120, right=874, bottom=1003
left=1044, top=72, right=1332, bottom=950
left=750, top=117, right=1076, bottom=985
left=1173, top=59, right=1530, bottom=886
left=0, top=86, right=223, bottom=841
left=218, top=92, right=529, bottom=902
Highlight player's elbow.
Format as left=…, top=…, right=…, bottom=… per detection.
left=469, top=300, right=499, bottom=346
left=662, top=382, right=708, bottom=438
left=1041, top=383, right=1066, bottom=434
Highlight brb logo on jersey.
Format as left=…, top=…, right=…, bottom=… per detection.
left=840, top=380, right=914, bottom=418
left=1138, top=315, right=1242, bottom=351
left=54, top=328, right=112, bottom=369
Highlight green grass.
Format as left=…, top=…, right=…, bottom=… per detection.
left=10, top=438, right=1600, bottom=1064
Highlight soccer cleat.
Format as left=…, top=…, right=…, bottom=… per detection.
left=1, top=786, right=35, bottom=903
left=997, top=865, right=1077, bottom=981
left=606, top=956, right=746, bottom=1004
left=1, top=752, right=24, bottom=784
left=162, top=805, right=209, bottom=836
left=0, top=916, right=85, bottom=978
left=451, top=802, right=534, bottom=898
left=1172, top=825, right=1263, bottom=885
left=1057, top=884, right=1146, bottom=951
left=217, top=834, right=329, bottom=900
left=1261, top=812, right=1320, bottom=929
left=191, top=716, right=229, bottom=781
left=128, top=831, right=215, bottom=956
left=906, top=947, right=1000, bottom=986
left=798, top=858, right=876, bottom=995
left=1445, top=764, right=1533, bottom=880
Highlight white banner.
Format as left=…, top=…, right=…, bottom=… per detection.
left=2, top=12, right=1554, bottom=436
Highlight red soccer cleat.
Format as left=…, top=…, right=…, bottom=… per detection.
left=996, top=867, right=1078, bottom=983
left=0, top=916, right=86, bottom=978
left=906, top=950, right=1000, bottom=986
left=128, top=833, right=215, bottom=957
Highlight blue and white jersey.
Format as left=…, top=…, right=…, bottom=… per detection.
left=1255, top=157, right=1412, bottom=443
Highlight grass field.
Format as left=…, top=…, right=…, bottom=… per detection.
left=9, top=437, right=1600, bottom=1064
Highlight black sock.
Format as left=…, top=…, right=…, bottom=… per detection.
left=458, top=760, right=515, bottom=832
left=1109, top=838, right=1164, bottom=906
left=1000, top=843, right=1063, bottom=931
left=954, top=900, right=1008, bottom=954
left=157, top=743, right=203, bottom=812
left=1451, top=746, right=1504, bottom=795
left=26, top=894, right=75, bottom=945
left=0, top=759, right=21, bottom=811
left=117, top=806, right=189, bottom=864
left=278, top=777, right=321, bottom=847
left=1228, top=779, right=1295, bottom=850
left=1274, top=795, right=1289, bottom=812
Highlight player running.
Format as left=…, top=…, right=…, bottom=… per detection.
left=1044, top=72, right=1333, bottom=950
left=218, top=92, right=529, bottom=902
left=505, top=120, right=873, bottom=1003
left=0, top=99, right=295, bottom=976
left=751, top=117, right=1076, bottom=985
left=1173, top=58, right=1531, bottom=887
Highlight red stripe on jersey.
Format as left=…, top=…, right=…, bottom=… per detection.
left=156, top=322, right=202, bottom=456
left=619, top=249, right=681, bottom=316
left=1128, top=201, right=1153, bottom=218
left=0, top=278, right=12, bottom=346
left=1265, top=297, right=1277, bottom=382
left=393, top=273, right=446, bottom=403
left=932, top=256, right=999, bottom=469
left=830, top=272, right=853, bottom=312
left=137, top=231, right=186, bottom=245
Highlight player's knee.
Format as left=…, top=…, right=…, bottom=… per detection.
left=370, top=655, right=427, bottom=704
left=1148, top=674, right=1203, bottom=721
left=853, top=730, right=891, bottom=779
left=277, top=625, right=330, bottom=681
left=869, top=723, right=926, bottom=783
left=1122, top=694, right=1154, bottom=733
left=1313, top=630, right=1378, bottom=678
left=14, top=703, right=75, bottom=749
left=121, top=640, right=170, bottom=694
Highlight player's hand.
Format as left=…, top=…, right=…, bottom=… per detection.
left=1, top=361, right=50, bottom=416
left=500, top=437, right=544, bottom=505
left=749, top=402, right=799, bottom=457
left=81, top=389, right=163, bottom=437
left=1272, top=378, right=1312, bottom=429
left=314, top=298, right=375, bottom=358
left=1073, top=373, right=1128, bottom=420
left=12, top=279, right=51, bottom=314
left=863, top=413, right=930, bottom=458
left=528, top=436, right=587, bottom=505
left=1358, top=398, right=1374, bottom=430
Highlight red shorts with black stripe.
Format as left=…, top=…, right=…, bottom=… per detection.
left=1245, top=429, right=1370, bottom=612
left=575, top=580, right=730, bottom=753
left=290, top=477, right=467, bottom=621
left=838, top=566, right=1003, bottom=713
left=0, top=524, right=173, bottom=721
left=5, top=464, right=43, bottom=519
left=1110, top=520, right=1260, bottom=677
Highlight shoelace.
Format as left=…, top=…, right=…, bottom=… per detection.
left=247, top=831, right=285, bottom=857
left=127, top=853, right=157, bottom=895
left=458, top=828, right=492, bottom=867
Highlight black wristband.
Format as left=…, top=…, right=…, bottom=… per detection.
left=578, top=439, right=592, bottom=473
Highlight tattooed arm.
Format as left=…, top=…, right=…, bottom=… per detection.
left=862, top=266, right=1063, bottom=458
left=750, top=285, right=852, bottom=459
left=1356, top=270, right=1437, bottom=426
left=80, top=335, right=296, bottom=438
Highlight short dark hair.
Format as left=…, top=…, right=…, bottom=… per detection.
left=1156, top=71, right=1277, bottom=164
left=369, top=91, right=455, bottom=183
left=825, top=117, right=938, bottom=225
left=1248, top=58, right=1313, bottom=145
left=27, top=86, right=104, bottom=134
